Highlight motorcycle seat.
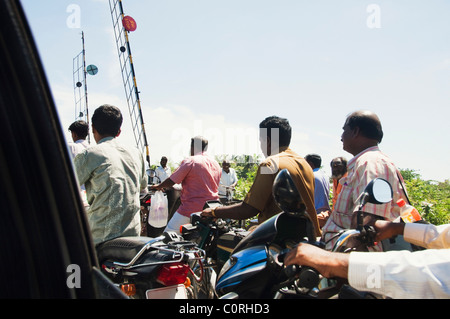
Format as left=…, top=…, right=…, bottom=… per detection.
left=96, top=236, right=154, bottom=263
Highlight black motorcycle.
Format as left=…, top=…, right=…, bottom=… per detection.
left=180, top=201, right=250, bottom=298
left=97, top=231, right=205, bottom=299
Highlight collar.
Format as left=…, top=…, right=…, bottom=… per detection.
left=98, top=136, right=115, bottom=144
left=348, top=145, right=380, bottom=169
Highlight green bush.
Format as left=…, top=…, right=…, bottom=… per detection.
left=400, top=169, right=450, bottom=225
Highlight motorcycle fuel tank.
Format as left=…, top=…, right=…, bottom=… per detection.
left=216, top=244, right=268, bottom=297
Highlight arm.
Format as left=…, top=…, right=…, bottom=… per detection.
left=284, top=243, right=349, bottom=279
left=202, top=201, right=260, bottom=221
left=348, top=249, right=450, bottom=299
left=374, top=220, right=450, bottom=249
left=285, top=242, right=450, bottom=299
left=150, top=178, right=175, bottom=191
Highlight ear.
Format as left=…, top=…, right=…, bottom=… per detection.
left=351, top=126, right=360, bottom=138
left=116, top=128, right=121, bottom=137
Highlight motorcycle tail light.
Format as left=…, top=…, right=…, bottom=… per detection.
left=120, top=283, right=136, bottom=296
left=156, top=262, right=190, bottom=286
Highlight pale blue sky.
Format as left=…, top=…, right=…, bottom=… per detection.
left=21, top=0, right=450, bottom=181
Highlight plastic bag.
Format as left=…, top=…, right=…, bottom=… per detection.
left=148, top=191, right=168, bottom=228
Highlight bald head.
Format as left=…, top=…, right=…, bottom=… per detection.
left=344, top=110, right=383, bottom=143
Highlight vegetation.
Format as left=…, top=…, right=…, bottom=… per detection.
left=215, top=154, right=261, bottom=201
left=400, top=169, right=450, bottom=225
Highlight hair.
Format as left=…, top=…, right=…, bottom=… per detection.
left=330, top=156, right=348, bottom=168
left=305, top=154, right=322, bottom=168
left=91, top=104, right=123, bottom=136
left=346, top=112, right=383, bottom=143
left=191, top=136, right=208, bottom=153
left=68, top=120, right=89, bottom=139
left=259, top=116, right=292, bottom=147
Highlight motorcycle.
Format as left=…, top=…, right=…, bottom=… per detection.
left=215, top=170, right=402, bottom=299
left=215, top=169, right=324, bottom=299
left=97, top=231, right=206, bottom=299
left=180, top=201, right=249, bottom=298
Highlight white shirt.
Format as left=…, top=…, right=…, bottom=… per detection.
left=155, top=165, right=171, bottom=183
left=219, top=168, right=238, bottom=196
left=348, top=223, right=450, bottom=298
left=68, top=139, right=89, bottom=159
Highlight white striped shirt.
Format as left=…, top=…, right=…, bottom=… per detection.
left=322, top=146, right=408, bottom=250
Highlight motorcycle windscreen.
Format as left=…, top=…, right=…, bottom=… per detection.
left=233, top=212, right=309, bottom=253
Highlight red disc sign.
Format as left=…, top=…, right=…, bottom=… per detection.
left=122, top=16, right=137, bottom=32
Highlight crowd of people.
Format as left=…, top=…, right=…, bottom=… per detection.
left=67, top=105, right=449, bottom=299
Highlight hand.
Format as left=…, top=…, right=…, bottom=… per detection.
left=150, top=184, right=159, bottom=191
left=201, top=208, right=214, bottom=218
left=373, top=220, right=405, bottom=242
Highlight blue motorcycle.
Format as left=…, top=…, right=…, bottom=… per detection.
left=215, top=169, right=323, bottom=299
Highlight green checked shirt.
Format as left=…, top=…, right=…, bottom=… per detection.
left=74, top=137, right=147, bottom=245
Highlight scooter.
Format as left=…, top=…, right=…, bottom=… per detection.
left=97, top=231, right=205, bottom=299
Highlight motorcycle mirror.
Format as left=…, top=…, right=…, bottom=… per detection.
left=146, top=169, right=156, bottom=177
left=359, top=178, right=393, bottom=208
left=272, top=169, right=307, bottom=216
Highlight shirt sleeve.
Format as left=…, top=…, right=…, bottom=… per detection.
left=404, top=223, right=450, bottom=249
left=243, top=164, right=274, bottom=212
left=348, top=249, right=450, bottom=298
left=73, top=150, right=90, bottom=186
left=169, top=158, right=192, bottom=185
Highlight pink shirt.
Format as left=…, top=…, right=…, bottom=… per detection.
left=169, top=152, right=221, bottom=217
left=322, top=146, right=409, bottom=250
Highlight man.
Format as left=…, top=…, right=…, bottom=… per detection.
left=151, top=136, right=221, bottom=234
left=315, top=157, right=348, bottom=228
left=330, top=156, right=348, bottom=209
left=74, top=105, right=147, bottom=246
left=284, top=220, right=450, bottom=299
left=305, top=154, right=330, bottom=214
left=321, top=110, right=409, bottom=250
left=202, top=116, right=321, bottom=237
left=67, top=120, right=89, bottom=159
left=68, top=120, right=90, bottom=206
left=219, top=160, right=238, bottom=204
left=155, top=156, right=171, bottom=183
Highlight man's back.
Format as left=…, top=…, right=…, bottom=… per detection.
left=74, top=137, right=147, bottom=245
left=312, top=168, right=330, bottom=213
left=169, top=152, right=221, bottom=217
left=244, top=148, right=320, bottom=236
left=322, top=146, right=408, bottom=249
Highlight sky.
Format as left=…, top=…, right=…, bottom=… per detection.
left=20, top=0, right=450, bottom=182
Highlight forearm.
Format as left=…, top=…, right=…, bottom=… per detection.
left=153, top=178, right=175, bottom=190
left=213, top=202, right=259, bottom=220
